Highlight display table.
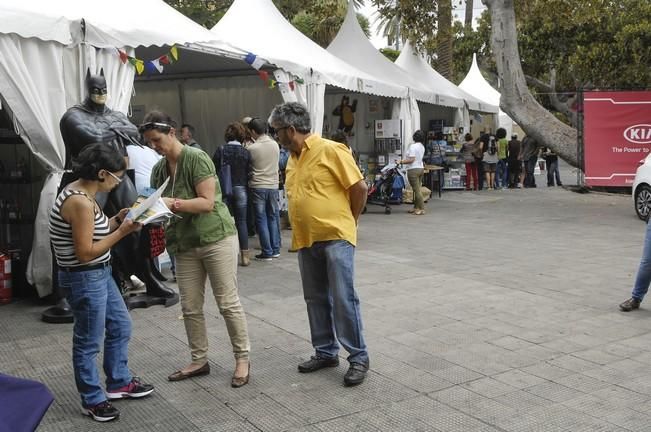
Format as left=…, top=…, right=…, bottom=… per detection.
left=424, top=164, right=445, bottom=198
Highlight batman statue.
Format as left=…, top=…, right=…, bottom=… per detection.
left=42, top=69, right=178, bottom=323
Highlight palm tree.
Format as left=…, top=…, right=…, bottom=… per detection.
left=437, top=0, right=453, bottom=79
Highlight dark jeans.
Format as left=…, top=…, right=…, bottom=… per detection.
left=508, top=159, right=521, bottom=187
left=476, top=159, right=485, bottom=190
left=524, top=156, right=537, bottom=187
left=225, top=185, right=249, bottom=250
left=251, top=188, right=281, bottom=256
left=496, top=159, right=508, bottom=188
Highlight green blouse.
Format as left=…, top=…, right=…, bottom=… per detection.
left=150, top=146, right=235, bottom=254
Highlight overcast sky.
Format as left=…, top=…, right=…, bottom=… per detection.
left=358, top=1, right=488, bottom=49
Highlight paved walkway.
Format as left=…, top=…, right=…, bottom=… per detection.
left=4, top=173, right=651, bottom=431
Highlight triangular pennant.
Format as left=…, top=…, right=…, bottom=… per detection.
left=244, top=52, right=256, bottom=65
left=295, top=78, right=305, bottom=84
left=257, top=70, right=269, bottom=82
left=151, top=59, right=164, bottom=73
left=268, top=79, right=277, bottom=89
left=145, top=60, right=158, bottom=74
left=159, top=55, right=170, bottom=65
left=118, top=50, right=129, bottom=64
left=135, top=59, right=145, bottom=75
left=170, top=46, right=179, bottom=61
left=289, top=81, right=295, bottom=91
left=128, top=57, right=137, bottom=67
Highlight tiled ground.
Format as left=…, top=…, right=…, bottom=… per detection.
left=4, top=168, right=651, bottom=431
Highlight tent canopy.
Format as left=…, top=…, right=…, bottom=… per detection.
left=459, top=53, right=515, bottom=134
left=396, top=42, right=499, bottom=113
left=327, top=4, right=435, bottom=105
left=210, top=0, right=407, bottom=98
left=0, top=0, right=240, bottom=54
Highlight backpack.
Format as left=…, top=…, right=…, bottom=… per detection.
left=488, top=138, right=497, bottom=156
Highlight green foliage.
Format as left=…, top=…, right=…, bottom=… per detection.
left=379, top=48, right=401, bottom=62
left=515, top=0, right=651, bottom=90
left=372, top=0, right=438, bottom=52
left=162, top=0, right=231, bottom=28
left=451, top=11, right=493, bottom=84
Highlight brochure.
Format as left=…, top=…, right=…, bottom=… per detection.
left=126, top=177, right=176, bottom=225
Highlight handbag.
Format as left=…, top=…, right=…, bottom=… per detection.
left=140, top=224, right=166, bottom=258
left=218, top=146, right=233, bottom=198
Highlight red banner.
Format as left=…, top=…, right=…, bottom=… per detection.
left=584, top=91, right=651, bottom=187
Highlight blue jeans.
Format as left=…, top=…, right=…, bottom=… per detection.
left=298, top=240, right=368, bottom=365
left=496, top=159, right=508, bottom=188
left=251, top=188, right=281, bottom=256
left=525, top=156, right=537, bottom=187
left=225, top=185, right=249, bottom=250
left=632, top=221, right=651, bottom=301
left=59, top=265, right=132, bottom=407
left=547, top=160, right=562, bottom=186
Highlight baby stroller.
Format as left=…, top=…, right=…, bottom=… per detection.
left=363, top=163, right=404, bottom=214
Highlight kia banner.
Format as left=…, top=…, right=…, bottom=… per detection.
left=584, top=90, right=651, bottom=187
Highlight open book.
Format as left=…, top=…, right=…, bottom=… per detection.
left=126, top=177, right=176, bottom=225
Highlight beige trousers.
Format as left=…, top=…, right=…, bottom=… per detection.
left=175, top=234, right=250, bottom=364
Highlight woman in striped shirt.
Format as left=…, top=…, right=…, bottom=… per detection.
left=49, top=144, right=154, bottom=422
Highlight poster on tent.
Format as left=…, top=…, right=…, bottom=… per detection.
left=583, top=90, right=651, bottom=187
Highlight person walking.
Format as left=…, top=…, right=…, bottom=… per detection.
left=269, top=102, right=370, bottom=386
left=399, top=130, right=426, bottom=215
left=141, top=111, right=251, bottom=388
left=460, top=133, right=478, bottom=191
left=245, top=117, right=281, bottom=261
left=620, top=217, right=651, bottom=312
left=49, top=144, right=154, bottom=422
left=213, top=122, right=252, bottom=266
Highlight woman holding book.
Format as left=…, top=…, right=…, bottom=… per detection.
left=49, top=144, right=154, bottom=422
left=140, top=111, right=251, bottom=388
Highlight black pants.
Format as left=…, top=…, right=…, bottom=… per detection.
left=507, top=159, right=521, bottom=187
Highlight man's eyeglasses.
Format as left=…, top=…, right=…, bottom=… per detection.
left=106, top=171, right=123, bottom=184
left=273, top=126, right=290, bottom=135
left=138, top=122, right=172, bottom=133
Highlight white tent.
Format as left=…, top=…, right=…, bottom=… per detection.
left=210, top=0, right=408, bottom=134
left=327, top=3, right=431, bottom=154
left=459, top=53, right=515, bottom=136
left=396, top=42, right=499, bottom=132
left=0, top=0, right=245, bottom=296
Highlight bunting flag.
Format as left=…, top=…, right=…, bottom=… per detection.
left=244, top=52, right=266, bottom=70
left=116, top=46, right=179, bottom=75
left=257, top=70, right=269, bottom=82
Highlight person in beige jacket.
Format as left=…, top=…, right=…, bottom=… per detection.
left=245, top=118, right=281, bottom=261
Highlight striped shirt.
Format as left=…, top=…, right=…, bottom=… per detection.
left=49, top=189, right=111, bottom=268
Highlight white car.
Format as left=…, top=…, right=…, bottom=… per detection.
left=633, top=153, right=651, bottom=220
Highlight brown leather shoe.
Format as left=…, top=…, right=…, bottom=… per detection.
left=619, top=297, right=641, bottom=312
left=231, top=363, right=250, bottom=388
left=168, top=363, right=210, bottom=382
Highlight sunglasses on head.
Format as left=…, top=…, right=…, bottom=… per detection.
left=138, top=122, right=172, bottom=133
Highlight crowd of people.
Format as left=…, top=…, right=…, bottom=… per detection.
left=48, top=102, right=370, bottom=423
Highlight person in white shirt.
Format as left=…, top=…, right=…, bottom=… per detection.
left=398, top=130, right=426, bottom=215
left=126, top=142, right=161, bottom=193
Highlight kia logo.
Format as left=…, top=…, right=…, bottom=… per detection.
left=624, top=124, right=651, bottom=144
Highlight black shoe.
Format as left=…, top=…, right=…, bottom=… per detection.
left=298, top=355, right=339, bottom=373
left=254, top=253, right=273, bottom=262
left=106, top=377, right=155, bottom=400
left=620, top=297, right=641, bottom=312
left=82, top=401, right=120, bottom=422
left=344, top=362, right=369, bottom=387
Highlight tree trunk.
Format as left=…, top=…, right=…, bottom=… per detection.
left=437, top=0, right=453, bottom=80
left=465, top=0, right=473, bottom=29
left=482, top=0, right=578, bottom=167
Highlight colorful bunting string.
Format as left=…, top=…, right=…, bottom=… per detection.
left=117, top=46, right=179, bottom=76
left=246, top=51, right=304, bottom=90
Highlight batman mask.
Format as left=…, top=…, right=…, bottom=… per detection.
left=86, top=68, right=108, bottom=105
